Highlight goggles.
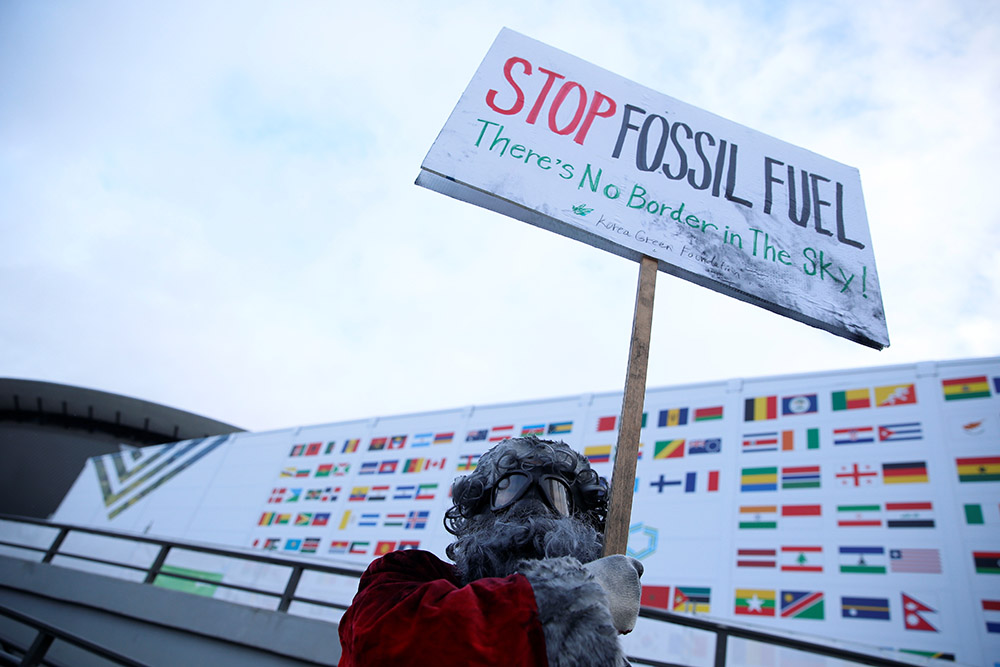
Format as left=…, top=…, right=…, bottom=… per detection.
left=491, top=470, right=574, bottom=517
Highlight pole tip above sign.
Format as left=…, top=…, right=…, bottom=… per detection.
left=417, top=28, right=889, bottom=350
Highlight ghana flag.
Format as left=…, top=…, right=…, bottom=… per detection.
left=956, top=456, right=1000, bottom=483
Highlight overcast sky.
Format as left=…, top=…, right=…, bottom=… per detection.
left=2, top=1, right=997, bottom=433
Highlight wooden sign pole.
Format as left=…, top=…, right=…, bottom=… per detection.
left=603, top=254, right=657, bottom=557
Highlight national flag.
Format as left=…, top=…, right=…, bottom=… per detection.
left=837, top=504, right=882, bottom=527
left=973, top=551, right=1000, bottom=574
left=585, top=445, right=612, bottom=464
left=393, top=485, right=416, bottom=500
left=744, top=396, right=777, bottom=421
left=742, top=432, right=778, bottom=453
left=694, top=406, right=724, bottom=421
left=878, top=422, right=924, bottom=443
left=833, top=426, right=875, bottom=445
left=275, top=513, right=291, bottom=525
left=295, top=468, right=310, bottom=478
left=875, top=383, right=917, bottom=406
left=648, top=474, right=683, bottom=493
left=885, top=502, right=934, bottom=528
left=734, top=589, right=775, bottom=616
left=398, top=540, right=420, bottom=551
left=942, top=375, right=991, bottom=401
left=741, top=467, right=777, bottom=492
left=312, top=512, right=330, bottom=527
left=305, top=442, right=322, bottom=456
left=781, top=465, right=820, bottom=489
left=901, top=593, right=937, bottom=631
left=456, top=453, right=481, bottom=471
left=839, top=546, right=887, bottom=574
left=359, top=461, right=377, bottom=475
left=832, top=388, right=871, bottom=411
left=687, top=470, right=719, bottom=492
left=329, top=541, right=349, bottom=554
left=367, top=485, right=389, bottom=501
left=373, top=541, right=396, bottom=556
left=378, top=460, right=398, bottom=474
left=673, top=587, right=711, bottom=614
left=882, top=461, right=928, bottom=484
left=781, top=428, right=819, bottom=451
left=289, top=444, right=306, bottom=457
left=342, top=438, right=360, bottom=453
left=388, top=435, right=407, bottom=449
left=324, top=441, right=337, bottom=455
left=956, top=456, right=1000, bottom=482
left=782, top=394, right=818, bottom=416
left=781, top=546, right=823, bottom=572
left=597, top=416, right=617, bottom=432
left=658, top=408, right=688, bottom=427
left=842, top=596, right=890, bottom=620
left=369, top=437, right=387, bottom=451
left=433, top=432, right=454, bottom=445
left=349, top=487, right=367, bottom=502
left=349, top=542, right=369, bottom=555
left=548, top=421, right=573, bottom=434
left=640, top=585, right=671, bottom=610
left=520, top=424, right=545, bottom=436
left=890, top=548, right=941, bottom=574
left=258, top=512, right=275, bottom=526
left=489, top=425, right=514, bottom=442
left=403, top=458, right=424, bottom=473
left=306, top=488, right=324, bottom=501
left=410, top=433, right=432, bottom=448
left=284, top=539, right=303, bottom=552
left=737, top=548, right=776, bottom=568
left=836, top=463, right=879, bottom=487
left=654, top=439, right=685, bottom=459
left=262, top=538, right=280, bottom=551
left=415, top=483, right=438, bottom=500
left=358, top=513, right=379, bottom=527
left=315, top=464, right=333, bottom=477
left=321, top=486, right=340, bottom=502
left=383, top=512, right=406, bottom=528
left=688, top=438, right=721, bottom=455
left=301, top=537, right=320, bottom=554
left=295, top=513, right=312, bottom=526
left=739, top=505, right=777, bottom=529
left=406, top=510, right=430, bottom=530
left=781, top=504, right=822, bottom=527
left=780, top=591, right=824, bottom=619
left=466, top=429, right=487, bottom=441
left=982, top=599, right=1000, bottom=633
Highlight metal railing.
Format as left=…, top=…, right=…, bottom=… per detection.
left=0, top=514, right=921, bottom=667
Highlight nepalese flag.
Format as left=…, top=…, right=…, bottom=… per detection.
left=388, top=435, right=407, bottom=449
left=654, top=439, right=685, bottom=459
left=369, top=437, right=388, bottom=451
left=489, top=424, right=514, bottom=442
left=878, top=422, right=923, bottom=442
left=781, top=465, right=820, bottom=489
left=741, top=467, right=778, bottom=492
left=466, top=429, right=487, bottom=442
left=781, top=394, right=818, bottom=416
left=596, top=415, right=617, bottom=432
left=742, top=432, right=778, bottom=453
left=890, top=548, right=941, bottom=574
left=882, top=461, right=928, bottom=484
left=734, top=589, right=775, bottom=616
left=874, top=383, right=917, bottom=406
left=640, top=585, right=671, bottom=610
left=584, top=445, right=612, bottom=464
left=687, top=438, right=721, bottom=455
left=972, top=551, right=1000, bottom=574
left=406, top=510, right=430, bottom=530
left=658, top=408, right=688, bottom=427
left=410, top=433, right=432, bottom=448
left=673, top=587, right=710, bottom=614
left=833, top=426, right=875, bottom=446
left=885, top=501, right=934, bottom=529
left=456, top=453, right=481, bottom=471
left=901, top=593, right=937, bottom=632
left=841, top=596, right=890, bottom=620
left=780, top=591, right=824, bottom=620
left=941, top=375, right=991, bottom=401
left=433, top=432, right=454, bottom=445
left=956, top=456, right=1000, bottom=482
left=342, top=439, right=360, bottom=453
left=982, top=599, right=1000, bottom=634
left=744, top=396, right=777, bottom=421
left=521, top=424, right=545, bottom=436
left=693, top=405, right=723, bottom=422
left=548, top=421, right=573, bottom=435
left=832, top=388, right=871, bottom=411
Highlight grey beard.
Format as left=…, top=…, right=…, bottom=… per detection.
left=448, top=499, right=604, bottom=584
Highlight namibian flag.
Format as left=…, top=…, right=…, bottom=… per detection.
left=744, top=396, right=777, bottom=421
left=942, top=375, right=991, bottom=400
left=882, top=460, right=928, bottom=484
left=832, top=388, right=871, bottom=411
left=781, top=591, right=824, bottom=619
left=956, top=456, right=1000, bottom=482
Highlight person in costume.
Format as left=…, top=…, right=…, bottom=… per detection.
left=338, top=435, right=643, bottom=666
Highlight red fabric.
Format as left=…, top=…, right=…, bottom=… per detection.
left=338, top=549, right=549, bottom=666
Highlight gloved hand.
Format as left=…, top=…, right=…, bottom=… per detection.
left=582, top=555, right=643, bottom=634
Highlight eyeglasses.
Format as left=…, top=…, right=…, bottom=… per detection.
left=491, top=470, right=574, bottom=517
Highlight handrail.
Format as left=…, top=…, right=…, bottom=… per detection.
left=0, top=514, right=919, bottom=667
left=0, top=603, right=145, bottom=666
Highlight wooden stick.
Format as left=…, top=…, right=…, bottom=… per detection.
left=603, top=254, right=657, bottom=557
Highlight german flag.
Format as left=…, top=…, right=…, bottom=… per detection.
left=942, top=375, right=991, bottom=400
left=957, top=456, right=1000, bottom=482
left=882, top=460, right=928, bottom=484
